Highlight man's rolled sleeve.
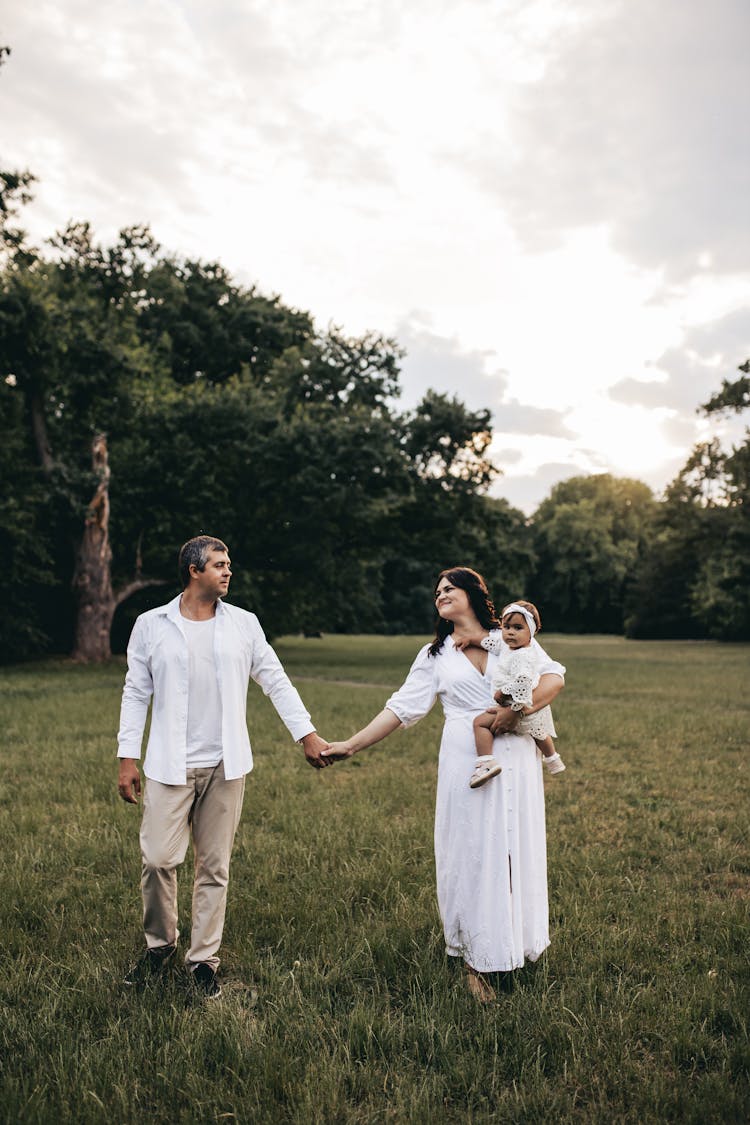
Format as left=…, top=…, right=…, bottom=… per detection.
left=117, top=617, right=154, bottom=759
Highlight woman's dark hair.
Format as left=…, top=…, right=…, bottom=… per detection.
left=429, top=567, right=501, bottom=656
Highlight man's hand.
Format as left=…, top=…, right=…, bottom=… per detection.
left=118, top=758, right=141, bottom=803
left=489, top=706, right=522, bottom=735
left=300, top=731, right=332, bottom=768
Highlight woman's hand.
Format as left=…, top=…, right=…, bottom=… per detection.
left=321, top=740, right=356, bottom=761
left=489, top=705, right=521, bottom=735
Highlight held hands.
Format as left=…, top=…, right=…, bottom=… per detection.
left=320, top=741, right=356, bottom=761
left=302, top=736, right=356, bottom=764
left=300, top=731, right=334, bottom=768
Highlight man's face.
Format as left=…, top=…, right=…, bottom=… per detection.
left=191, top=549, right=232, bottom=598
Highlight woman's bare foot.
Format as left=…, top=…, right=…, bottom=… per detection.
left=466, top=966, right=496, bottom=1003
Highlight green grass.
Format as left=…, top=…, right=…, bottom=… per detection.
left=0, top=635, right=748, bottom=1123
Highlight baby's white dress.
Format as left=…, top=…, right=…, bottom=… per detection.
left=482, top=636, right=556, bottom=741
left=385, top=633, right=565, bottom=972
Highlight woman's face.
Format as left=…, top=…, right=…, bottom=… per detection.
left=435, top=577, right=471, bottom=621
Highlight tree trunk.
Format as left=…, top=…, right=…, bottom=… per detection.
left=71, top=434, right=116, bottom=662
left=71, top=436, right=166, bottom=662
left=30, top=392, right=55, bottom=474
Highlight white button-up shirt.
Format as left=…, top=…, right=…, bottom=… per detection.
left=117, top=595, right=315, bottom=783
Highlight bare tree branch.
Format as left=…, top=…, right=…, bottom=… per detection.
left=114, top=576, right=167, bottom=608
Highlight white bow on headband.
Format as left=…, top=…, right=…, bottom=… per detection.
left=502, top=603, right=537, bottom=637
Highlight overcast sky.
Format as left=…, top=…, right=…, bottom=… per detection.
left=3, top=0, right=749, bottom=512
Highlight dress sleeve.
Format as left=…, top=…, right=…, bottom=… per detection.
left=531, top=638, right=566, bottom=679
left=384, top=644, right=438, bottom=728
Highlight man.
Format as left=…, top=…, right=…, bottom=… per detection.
left=117, top=535, right=330, bottom=999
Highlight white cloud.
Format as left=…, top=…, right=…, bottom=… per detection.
left=395, top=315, right=508, bottom=412
left=470, top=0, right=750, bottom=283
left=613, top=307, right=750, bottom=410
left=396, top=316, right=577, bottom=441
left=608, top=306, right=750, bottom=456
left=1, top=0, right=748, bottom=515
left=493, top=401, right=574, bottom=439
left=494, top=460, right=587, bottom=515
left=492, top=446, right=524, bottom=466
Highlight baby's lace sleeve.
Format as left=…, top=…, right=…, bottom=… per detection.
left=480, top=630, right=504, bottom=654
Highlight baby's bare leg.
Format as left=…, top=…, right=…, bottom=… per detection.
left=535, top=736, right=556, bottom=758
left=473, top=711, right=496, bottom=759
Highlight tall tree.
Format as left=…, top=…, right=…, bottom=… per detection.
left=690, top=363, right=750, bottom=639
left=625, top=362, right=750, bottom=641
left=0, top=223, right=168, bottom=659
left=530, top=474, right=656, bottom=632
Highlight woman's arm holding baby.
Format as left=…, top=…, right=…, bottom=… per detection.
left=488, top=673, right=563, bottom=734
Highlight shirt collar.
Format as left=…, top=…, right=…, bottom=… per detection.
left=161, top=593, right=226, bottom=622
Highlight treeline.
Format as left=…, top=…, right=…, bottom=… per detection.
left=0, top=202, right=533, bottom=658
left=528, top=422, right=750, bottom=643
left=1, top=181, right=748, bottom=658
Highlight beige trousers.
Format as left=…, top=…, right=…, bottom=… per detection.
left=140, top=760, right=245, bottom=970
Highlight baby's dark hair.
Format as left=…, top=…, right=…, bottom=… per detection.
left=502, top=599, right=542, bottom=633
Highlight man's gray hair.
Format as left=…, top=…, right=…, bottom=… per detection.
left=178, top=535, right=229, bottom=588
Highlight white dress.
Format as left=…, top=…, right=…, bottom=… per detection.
left=385, top=633, right=565, bottom=973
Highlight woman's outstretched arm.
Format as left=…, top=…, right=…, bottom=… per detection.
left=321, top=709, right=403, bottom=760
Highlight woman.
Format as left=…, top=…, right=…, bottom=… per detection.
left=323, top=567, right=565, bottom=1002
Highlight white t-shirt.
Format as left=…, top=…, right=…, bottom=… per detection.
left=183, top=617, right=223, bottom=767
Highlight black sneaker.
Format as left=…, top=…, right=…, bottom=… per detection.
left=123, top=943, right=176, bottom=987
left=191, top=962, right=222, bottom=999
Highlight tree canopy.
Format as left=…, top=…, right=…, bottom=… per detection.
left=528, top=475, right=657, bottom=633
left=1, top=46, right=746, bottom=655
left=1, top=201, right=541, bottom=657
left=624, top=363, right=750, bottom=641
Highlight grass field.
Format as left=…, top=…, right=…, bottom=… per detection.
left=1, top=634, right=748, bottom=1124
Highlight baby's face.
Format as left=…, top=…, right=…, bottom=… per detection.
left=501, top=613, right=531, bottom=649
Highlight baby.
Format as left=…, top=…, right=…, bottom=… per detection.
left=470, top=600, right=566, bottom=789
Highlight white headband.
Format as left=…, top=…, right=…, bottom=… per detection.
left=502, top=603, right=537, bottom=637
